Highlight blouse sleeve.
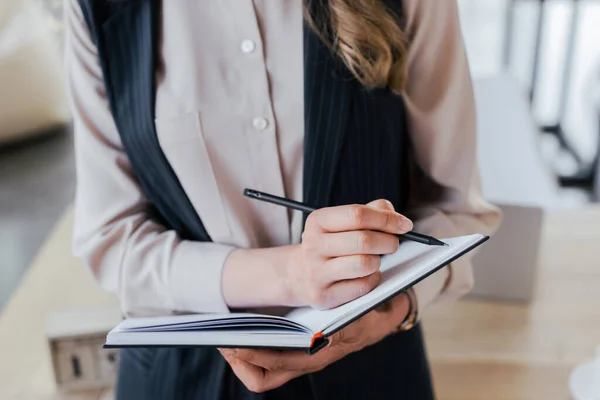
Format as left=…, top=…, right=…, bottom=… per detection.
left=65, top=0, right=235, bottom=317
left=401, top=0, right=503, bottom=315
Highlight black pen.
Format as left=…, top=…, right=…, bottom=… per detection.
left=244, top=189, right=447, bottom=246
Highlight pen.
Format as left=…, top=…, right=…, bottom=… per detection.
left=244, top=188, right=447, bottom=246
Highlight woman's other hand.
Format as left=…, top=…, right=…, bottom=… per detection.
left=218, top=289, right=410, bottom=393
left=285, top=199, right=412, bottom=309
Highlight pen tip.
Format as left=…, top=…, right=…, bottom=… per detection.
left=244, top=189, right=257, bottom=198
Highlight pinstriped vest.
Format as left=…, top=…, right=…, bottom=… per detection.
left=77, top=2, right=436, bottom=399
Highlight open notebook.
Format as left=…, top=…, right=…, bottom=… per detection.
left=105, top=233, right=488, bottom=354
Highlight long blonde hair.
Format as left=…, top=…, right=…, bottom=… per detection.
left=305, top=0, right=408, bottom=94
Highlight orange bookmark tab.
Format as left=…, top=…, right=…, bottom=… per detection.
left=310, top=332, right=324, bottom=348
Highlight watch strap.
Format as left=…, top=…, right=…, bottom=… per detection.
left=397, top=287, right=418, bottom=332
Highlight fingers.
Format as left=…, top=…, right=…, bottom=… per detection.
left=220, top=352, right=298, bottom=393
left=222, top=348, right=331, bottom=374
left=225, top=349, right=311, bottom=372
left=295, top=199, right=405, bottom=310
left=320, top=271, right=382, bottom=309
left=318, top=230, right=400, bottom=257
left=321, top=254, right=381, bottom=283
left=366, top=199, right=395, bottom=211
left=305, top=256, right=383, bottom=309
left=306, top=203, right=412, bottom=234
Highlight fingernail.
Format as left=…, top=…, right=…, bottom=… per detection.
left=399, top=217, right=413, bottom=232
left=219, top=348, right=237, bottom=356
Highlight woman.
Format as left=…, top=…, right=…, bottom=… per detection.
left=65, top=0, right=501, bottom=398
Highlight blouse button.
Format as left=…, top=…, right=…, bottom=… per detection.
left=240, top=39, right=256, bottom=54
left=252, top=117, right=268, bottom=131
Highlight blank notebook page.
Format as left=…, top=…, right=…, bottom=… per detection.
left=285, top=234, right=485, bottom=334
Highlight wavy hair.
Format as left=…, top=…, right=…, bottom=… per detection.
left=305, top=0, right=408, bottom=94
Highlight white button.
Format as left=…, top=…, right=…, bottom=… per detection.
left=240, top=39, right=256, bottom=54
left=252, top=117, right=268, bottom=131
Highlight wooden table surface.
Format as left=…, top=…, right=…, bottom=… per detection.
left=424, top=207, right=600, bottom=399
left=0, top=208, right=117, bottom=400
left=1, top=207, right=599, bottom=399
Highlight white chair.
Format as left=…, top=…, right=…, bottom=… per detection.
left=470, top=74, right=557, bottom=302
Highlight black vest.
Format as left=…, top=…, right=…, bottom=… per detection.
left=78, top=1, right=434, bottom=398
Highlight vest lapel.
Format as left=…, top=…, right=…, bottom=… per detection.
left=302, top=19, right=354, bottom=209
left=83, top=0, right=211, bottom=241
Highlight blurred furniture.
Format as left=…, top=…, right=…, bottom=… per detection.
left=596, top=114, right=600, bottom=200
left=1, top=205, right=599, bottom=399
left=470, top=75, right=555, bottom=302
left=505, top=0, right=600, bottom=198
left=46, top=308, right=120, bottom=392
left=0, top=0, right=70, bottom=145
left=0, top=208, right=118, bottom=400
left=594, top=74, right=600, bottom=199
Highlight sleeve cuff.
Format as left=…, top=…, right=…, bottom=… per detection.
left=413, top=254, right=475, bottom=317
left=409, top=211, right=477, bottom=316
left=169, top=241, right=236, bottom=314
left=413, top=266, right=450, bottom=317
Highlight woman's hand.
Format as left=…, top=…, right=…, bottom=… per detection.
left=284, top=200, right=413, bottom=309
left=222, top=199, right=412, bottom=310
left=219, top=290, right=411, bottom=393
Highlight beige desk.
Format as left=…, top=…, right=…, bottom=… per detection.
left=1, top=207, right=599, bottom=399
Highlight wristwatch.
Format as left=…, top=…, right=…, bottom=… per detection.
left=397, top=288, right=418, bottom=332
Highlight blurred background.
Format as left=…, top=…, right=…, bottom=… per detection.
left=0, top=0, right=599, bottom=399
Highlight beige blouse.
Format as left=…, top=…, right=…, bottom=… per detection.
left=65, top=0, right=502, bottom=317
